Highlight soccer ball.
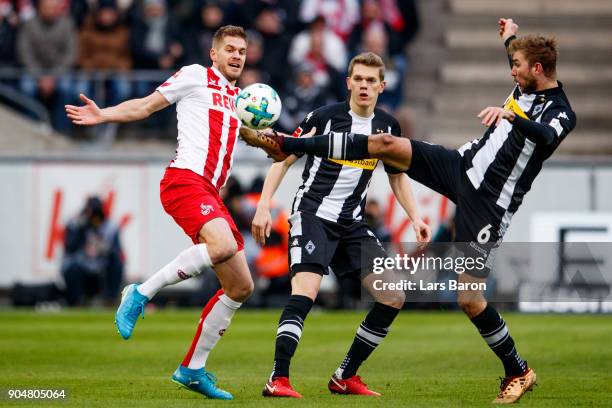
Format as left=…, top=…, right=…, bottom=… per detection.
left=235, top=83, right=282, bottom=130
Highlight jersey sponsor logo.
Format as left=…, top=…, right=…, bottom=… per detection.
left=328, top=158, right=378, bottom=170
left=200, top=203, right=214, bottom=215
left=292, top=126, right=303, bottom=138
left=503, top=96, right=529, bottom=120
left=212, top=92, right=236, bottom=112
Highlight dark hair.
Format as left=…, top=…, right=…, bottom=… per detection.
left=212, top=25, right=248, bottom=48
left=348, top=52, right=385, bottom=81
left=509, top=35, right=559, bottom=77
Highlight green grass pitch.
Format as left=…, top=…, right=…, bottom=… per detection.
left=1, top=309, right=611, bottom=407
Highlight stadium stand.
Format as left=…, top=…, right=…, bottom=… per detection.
left=407, top=0, right=612, bottom=155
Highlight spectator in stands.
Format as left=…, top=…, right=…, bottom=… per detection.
left=61, top=196, right=124, bottom=306
left=17, top=0, right=77, bottom=131
left=361, top=24, right=405, bottom=110
left=241, top=30, right=270, bottom=84
left=253, top=5, right=292, bottom=91
left=0, top=1, right=19, bottom=68
left=288, top=15, right=347, bottom=100
left=131, top=0, right=184, bottom=96
left=298, top=0, right=359, bottom=42
left=131, top=0, right=183, bottom=71
left=183, top=0, right=226, bottom=66
left=1, top=0, right=35, bottom=23
left=77, top=0, right=132, bottom=106
left=276, top=61, right=326, bottom=133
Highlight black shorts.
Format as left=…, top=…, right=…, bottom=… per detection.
left=287, top=212, right=388, bottom=280
left=407, top=140, right=510, bottom=277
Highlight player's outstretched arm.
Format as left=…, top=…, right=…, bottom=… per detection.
left=65, top=91, right=170, bottom=125
left=387, top=172, right=432, bottom=244
left=499, top=18, right=519, bottom=69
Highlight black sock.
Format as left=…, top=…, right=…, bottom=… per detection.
left=272, top=295, right=314, bottom=379
left=283, top=132, right=370, bottom=160
left=338, top=302, right=400, bottom=379
left=470, top=304, right=528, bottom=377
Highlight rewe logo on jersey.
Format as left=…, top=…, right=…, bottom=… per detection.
left=212, top=92, right=236, bottom=112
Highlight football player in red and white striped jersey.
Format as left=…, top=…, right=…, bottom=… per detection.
left=66, top=25, right=253, bottom=400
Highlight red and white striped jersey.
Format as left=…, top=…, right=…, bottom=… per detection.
left=157, top=64, right=241, bottom=190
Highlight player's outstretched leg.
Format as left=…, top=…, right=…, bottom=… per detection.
left=458, top=276, right=536, bottom=404
left=239, top=127, right=412, bottom=171
left=262, top=294, right=314, bottom=398
left=114, top=243, right=213, bottom=339
left=329, top=302, right=401, bottom=396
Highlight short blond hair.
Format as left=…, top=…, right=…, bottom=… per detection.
left=212, top=25, right=248, bottom=48
left=509, top=35, right=558, bottom=77
left=348, top=52, right=385, bottom=81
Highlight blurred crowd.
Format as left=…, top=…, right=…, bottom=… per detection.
left=0, top=0, right=419, bottom=135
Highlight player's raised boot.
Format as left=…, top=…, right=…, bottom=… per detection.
left=328, top=373, right=381, bottom=396
left=262, top=377, right=302, bottom=398
left=171, top=365, right=233, bottom=400
left=115, top=284, right=149, bottom=340
left=492, top=368, right=537, bottom=404
left=238, top=127, right=289, bottom=162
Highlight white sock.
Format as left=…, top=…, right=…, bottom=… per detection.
left=138, top=244, right=212, bottom=299
left=182, top=290, right=242, bottom=369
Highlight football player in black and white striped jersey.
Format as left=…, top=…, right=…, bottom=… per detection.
left=254, top=52, right=432, bottom=398
left=241, top=19, right=575, bottom=404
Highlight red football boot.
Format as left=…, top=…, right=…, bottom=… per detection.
left=328, top=374, right=381, bottom=396
left=262, top=377, right=302, bottom=398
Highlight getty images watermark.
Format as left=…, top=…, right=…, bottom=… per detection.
left=370, top=252, right=488, bottom=292
left=361, top=242, right=612, bottom=305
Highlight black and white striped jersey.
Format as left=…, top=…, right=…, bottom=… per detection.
left=290, top=100, right=401, bottom=225
left=457, top=81, right=576, bottom=214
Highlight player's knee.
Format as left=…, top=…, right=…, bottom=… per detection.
left=291, top=283, right=319, bottom=301
left=456, top=295, right=486, bottom=318
left=380, top=290, right=406, bottom=309
left=225, top=279, right=254, bottom=302
left=208, top=238, right=238, bottom=264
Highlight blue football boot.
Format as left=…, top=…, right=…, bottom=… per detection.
left=171, top=365, right=233, bottom=400
left=115, top=284, right=148, bottom=340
